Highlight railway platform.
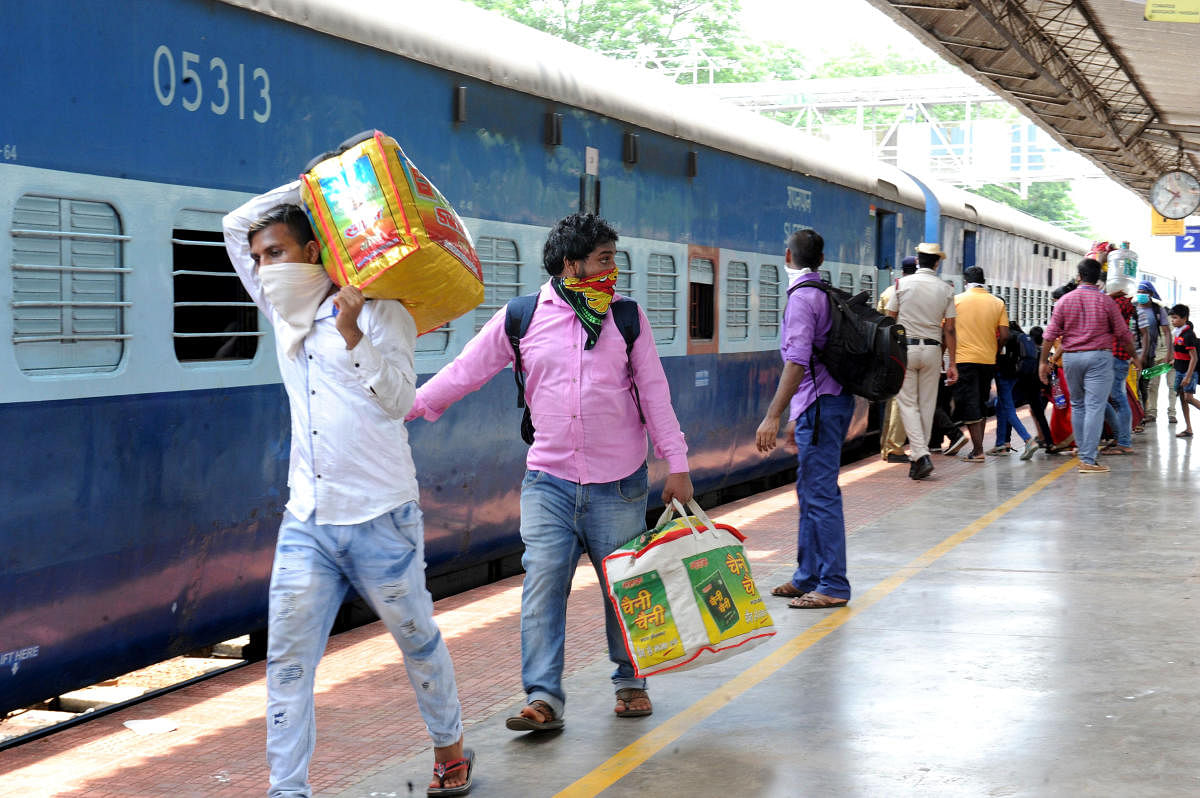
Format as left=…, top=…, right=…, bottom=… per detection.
left=2, top=414, right=1197, bottom=797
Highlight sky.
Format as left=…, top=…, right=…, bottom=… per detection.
left=737, top=0, right=1199, bottom=297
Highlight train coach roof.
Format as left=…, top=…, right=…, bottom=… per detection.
left=931, top=179, right=1089, bottom=254
left=219, top=0, right=927, bottom=208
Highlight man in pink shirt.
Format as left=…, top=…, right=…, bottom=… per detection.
left=407, top=213, right=693, bottom=731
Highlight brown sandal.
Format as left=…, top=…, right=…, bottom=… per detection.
left=788, top=592, right=849, bottom=609
left=614, top=688, right=652, bottom=718
left=505, top=700, right=563, bottom=732
left=771, top=581, right=807, bottom=597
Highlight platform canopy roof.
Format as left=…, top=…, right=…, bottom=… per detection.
left=863, top=0, right=1200, bottom=200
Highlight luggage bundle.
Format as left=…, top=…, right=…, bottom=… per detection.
left=300, top=130, right=484, bottom=335
left=602, top=499, right=775, bottom=678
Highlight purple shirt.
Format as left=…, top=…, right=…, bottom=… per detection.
left=409, top=281, right=689, bottom=483
left=1043, top=283, right=1133, bottom=354
left=782, top=272, right=843, bottom=419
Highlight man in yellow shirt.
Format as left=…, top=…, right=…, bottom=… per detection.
left=953, top=266, right=1009, bottom=461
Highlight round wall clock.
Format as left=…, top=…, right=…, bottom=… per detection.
left=1149, top=170, right=1200, bottom=219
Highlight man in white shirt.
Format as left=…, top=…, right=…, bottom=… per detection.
left=877, top=256, right=916, bottom=463
left=224, top=182, right=473, bottom=798
left=886, top=243, right=958, bottom=480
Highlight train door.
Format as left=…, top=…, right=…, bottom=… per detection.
left=875, top=209, right=897, bottom=305
left=687, top=245, right=719, bottom=356
left=963, top=229, right=977, bottom=271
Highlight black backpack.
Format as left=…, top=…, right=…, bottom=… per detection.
left=504, top=293, right=644, bottom=444
left=791, top=281, right=907, bottom=401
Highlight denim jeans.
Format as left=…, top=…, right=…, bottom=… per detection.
left=789, top=392, right=855, bottom=600
left=1062, top=349, right=1112, bottom=465
left=994, top=375, right=1031, bottom=446
left=518, top=463, right=649, bottom=719
left=266, top=503, right=462, bottom=798
left=1103, top=356, right=1133, bottom=447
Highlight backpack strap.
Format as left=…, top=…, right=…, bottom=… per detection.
left=611, top=298, right=646, bottom=425
left=505, top=293, right=539, bottom=410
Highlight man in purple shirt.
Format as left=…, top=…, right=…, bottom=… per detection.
left=1038, top=258, right=1133, bottom=473
left=756, top=229, right=855, bottom=609
left=407, top=213, right=692, bottom=731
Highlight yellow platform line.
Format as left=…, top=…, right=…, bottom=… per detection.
left=555, top=458, right=1079, bottom=798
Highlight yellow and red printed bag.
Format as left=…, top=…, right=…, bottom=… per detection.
left=300, top=131, right=483, bottom=335
left=602, top=499, right=775, bottom=677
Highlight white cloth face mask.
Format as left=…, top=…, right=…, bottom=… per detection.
left=259, top=262, right=335, bottom=358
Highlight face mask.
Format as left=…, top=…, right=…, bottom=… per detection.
left=1135, top=293, right=1150, bottom=305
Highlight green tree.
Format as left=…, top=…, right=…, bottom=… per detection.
left=968, top=182, right=1091, bottom=235
left=467, top=0, right=806, bottom=83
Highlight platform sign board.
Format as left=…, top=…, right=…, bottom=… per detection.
left=1144, top=1, right=1200, bottom=23
left=1176, top=226, right=1200, bottom=252
left=1152, top=210, right=1185, bottom=236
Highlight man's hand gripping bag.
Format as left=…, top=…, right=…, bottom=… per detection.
left=602, top=499, right=776, bottom=677
left=300, top=131, right=484, bottom=335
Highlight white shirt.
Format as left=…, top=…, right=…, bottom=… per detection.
left=224, top=183, right=420, bottom=525
left=886, top=268, right=956, bottom=341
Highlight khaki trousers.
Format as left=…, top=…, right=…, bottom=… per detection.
left=880, top=397, right=906, bottom=457
left=897, top=343, right=943, bottom=460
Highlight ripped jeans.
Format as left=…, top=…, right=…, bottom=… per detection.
left=266, top=503, right=462, bottom=798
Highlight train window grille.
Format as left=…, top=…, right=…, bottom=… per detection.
left=819, top=269, right=831, bottom=284
left=646, top=253, right=678, bottom=344
left=614, top=250, right=633, bottom=296
left=11, top=195, right=129, bottom=374
left=688, top=257, right=715, bottom=340
left=838, top=272, right=854, bottom=293
left=759, top=264, right=781, bottom=340
left=725, top=260, right=750, bottom=341
left=474, top=236, right=521, bottom=333
left=860, top=272, right=875, bottom=303
left=172, top=213, right=261, bottom=362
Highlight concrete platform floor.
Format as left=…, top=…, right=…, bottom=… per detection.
left=2, top=414, right=1196, bottom=797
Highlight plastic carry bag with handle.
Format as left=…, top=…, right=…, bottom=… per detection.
left=601, top=499, right=775, bottom=678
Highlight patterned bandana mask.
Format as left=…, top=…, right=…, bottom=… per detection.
left=553, top=266, right=619, bottom=349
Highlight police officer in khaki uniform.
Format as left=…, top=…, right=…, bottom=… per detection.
left=877, top=256, right=917, bottom=463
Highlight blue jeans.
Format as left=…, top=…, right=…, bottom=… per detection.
left=1103, top=356, right=1133, bottom=448
left=266, top=503, right=462, bottom=798
left=518, top=463, right=649, bottom=719
left=994, top=375, right=1031, bottom=445
left=789, top=392, right=855, bottom=600
left=1062, top=349, right=1112, bottom=465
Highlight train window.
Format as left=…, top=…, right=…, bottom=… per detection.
left=415, top=323, right=451, bottom=354
left=614, top=250, right=633, bottom=295
left=725, top=261, right=750, bottom=341
left=838, top=272, right=854, bottom=293
left=759, top=264, right=781, bottom=340
left=173, top=212, right=260, bottom=362
left=819, top=269, right=831, bottom=284
left=646, top=253, right=678, bottom=344
left=860, top=272, right=875, bottom=303
left=474, top=236, right=521, bottom=332
left=688, top=257, right=715, bottom=340
left=1033, top=243, right=1039, bottom=255
left=11, top=195, right=129, bottom=374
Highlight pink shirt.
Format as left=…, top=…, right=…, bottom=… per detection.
left=409, top=281, right=689, bottom=483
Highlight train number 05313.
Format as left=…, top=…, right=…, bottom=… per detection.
left=153, top=45, right=271, bottom=123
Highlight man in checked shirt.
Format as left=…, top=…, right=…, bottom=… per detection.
left=407, top=213, right=693, bottom=731
left=1039, top=258, right=1134, bottom=473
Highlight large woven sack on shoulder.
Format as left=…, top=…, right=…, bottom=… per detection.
left=300, top=130, right=483, bottom=335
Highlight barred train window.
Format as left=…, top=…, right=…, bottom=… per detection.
left=759, top=264, right=781, bottom=340
left=838, top=272, right=854, bottom=293
left=475, top=236, right=521, bottom=333
left=688, top=257, right=715, bottom=340
left=646, top=253, right=678, bottom=344
left=11, top=195, right=129, bottom=374
left=726, top=261, right=750, bottom=341
left=860, top=272, right=875, bottom=303
left=819, top=269, right=831, bottom=284
left=614, top=250, right=632, bottom=295
left=172, top=210, right=260, bottom=362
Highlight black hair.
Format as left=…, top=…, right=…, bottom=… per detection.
left=787, top=228, right=824, bottom=269
left=1029, top=326, right=1044, bottom=345
left=963, top=266, right=985, bottom=284
left=1076, top=258, right=1102, bottom=284
left=247, top=203, right=317, bottom=248
left=542, top=213, right=619, bottom=276
left=917, top=252, right=940, bottom=270
left=1169, top=304, right=1190, bottom=319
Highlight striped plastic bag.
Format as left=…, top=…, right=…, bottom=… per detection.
left=602, top=499, right=775, bottom=677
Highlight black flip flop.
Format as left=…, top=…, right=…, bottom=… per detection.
left=428, top=748, right=474, bottom=797
left=505, top=701, right=563, bottom=732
